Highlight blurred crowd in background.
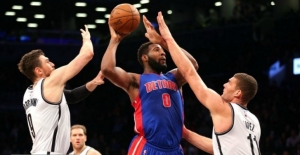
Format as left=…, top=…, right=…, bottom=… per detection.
left=1, top=0, right=300, bottom=155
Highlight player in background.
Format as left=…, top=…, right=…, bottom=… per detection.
left=157, top=11, right=261, bottom=155
left=101, top=15, right=198, bottom=154
left=18, top=25, right=104, bottom=154
left=69, top=124, right=102, bottom=155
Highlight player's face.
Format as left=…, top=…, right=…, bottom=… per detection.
left=221, top=77, right=241, bottom=102
left=70, top=128, right=86, bottom=149
left=147, top=44, right=167, bottom=72
left=38, top=55, right=55, bottom=77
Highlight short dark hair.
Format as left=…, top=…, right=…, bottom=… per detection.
left=234, top=73, right=258, bottom=103
left=137, top=42, right=153, bottom=67
left=71, top=124, right=87, bottom=135
left=17, top=49, right=44, bottom=82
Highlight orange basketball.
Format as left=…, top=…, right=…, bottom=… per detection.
left=109, top=3, right=140, bottom=35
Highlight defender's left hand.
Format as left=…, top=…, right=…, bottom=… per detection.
left=143, top=15, right=164, bottom=44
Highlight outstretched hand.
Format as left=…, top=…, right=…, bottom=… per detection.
left=80, top=25, right=91, bottom=40
left=143, top=15, right=164, bottom=44
left=157, top=12, right=173, bottom=41
left=108, top=23, right=128, bottom=43
left=93, top=71, right=105, bottom=85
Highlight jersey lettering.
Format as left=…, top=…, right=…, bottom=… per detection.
left=144, top=80, right=178, bottom=93
left=23, top=98, right=38, bottom=110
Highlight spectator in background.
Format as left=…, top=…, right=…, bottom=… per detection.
left=69, top=124, right=102, bottom=155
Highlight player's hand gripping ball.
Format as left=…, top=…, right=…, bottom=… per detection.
left=109, top=3, right=140, bottom=35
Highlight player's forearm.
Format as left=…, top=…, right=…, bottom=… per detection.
left=161, top=40, right=198, bottom=70
left=165, top=39, right=196, bottom=77
left=181, top=48, right=199, bottom=70
left=101, top=41, right=119, bottom=72
left=185, top=130, right=213, bottom=154
left=64, top=85, right=91, bottom=104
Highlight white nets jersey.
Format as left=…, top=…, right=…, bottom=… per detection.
left=69, top=146, right=98, bottom=155
left=212, top=103, right=261, bottom=155
left=23, top=78, right=71, bottom=154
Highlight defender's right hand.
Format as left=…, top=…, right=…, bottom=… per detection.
left=157, top=12, right=173, bottom=42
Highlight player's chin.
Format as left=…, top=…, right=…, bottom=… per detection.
left=160, top=63, right=167, bottom=67
left=74, top=143, right=82, bottom=148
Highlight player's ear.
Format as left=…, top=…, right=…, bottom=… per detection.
left=142, top=54, right=148, bottom=62
left=34, top=67, right=43, bottom=76
left=234, top=89, right=242, bottom=98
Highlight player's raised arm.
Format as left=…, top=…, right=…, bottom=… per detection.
left=46, top=25, right=94, bottom=86
left=157, top=12, right=225, bottom=114
left=101, top=24, right=134, bottom=92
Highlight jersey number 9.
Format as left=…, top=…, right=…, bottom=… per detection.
left=27, top=113, right=36, bottom=138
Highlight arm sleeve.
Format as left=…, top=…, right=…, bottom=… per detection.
left=64, top=85, right=91, bottom=104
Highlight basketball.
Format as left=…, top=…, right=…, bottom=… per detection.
left=109, top=3, right=140, bottom=35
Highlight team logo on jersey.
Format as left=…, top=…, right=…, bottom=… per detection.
left=144, top=80, right=178, bottom=93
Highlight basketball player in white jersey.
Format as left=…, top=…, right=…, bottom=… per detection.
left=156, top=12, right=261, bottom=154
left=69, top=125, right=102, bottom=155
left=17, top=25, right=104, bottom=154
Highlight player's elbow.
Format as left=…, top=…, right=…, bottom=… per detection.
left=79, top=50, right=94, bottom=63
left=85, top=51, right=94, bottom=60
left=101, top=67, right=114, bottom=77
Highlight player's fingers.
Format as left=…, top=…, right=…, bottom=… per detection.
left=143, top=15, right=148, bottom=21
left=143, top=15, right=147, bottom=23
left=149, top=23, right=154, bottom=29
left=143, top=18, right=152, bottom=29
left=157, top=13, right=160, bottom=25
left=158, top=12, right=165, bottom=27
left=144, top=16, right=152, bottom=27
left=145, top=33, right=149, bottom=39
left=84, top=25, right=89, bottom=32
left=157, top=13, right=162, bottom=27
left=145, top=19, right=152, bottom=26
left=80, top=29, right=85, bottom=33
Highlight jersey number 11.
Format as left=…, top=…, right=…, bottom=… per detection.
left=247, top=134, right=261, bottom=155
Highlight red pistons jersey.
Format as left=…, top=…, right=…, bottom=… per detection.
left=132, top=72, right=184, bottom=148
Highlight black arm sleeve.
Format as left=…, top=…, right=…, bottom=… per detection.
left=63, top=85, right=91, bottom=104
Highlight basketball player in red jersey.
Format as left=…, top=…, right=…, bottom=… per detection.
left=101, top=15, right=198, bottom=154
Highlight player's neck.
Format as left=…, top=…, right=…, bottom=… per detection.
left=143, top=68, right=161, bottom=75
left=231, top=99, right=247, bottom=108
left=32, top=77, right=43, bottom=88
left=74, top=145, right=86, bottom=155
